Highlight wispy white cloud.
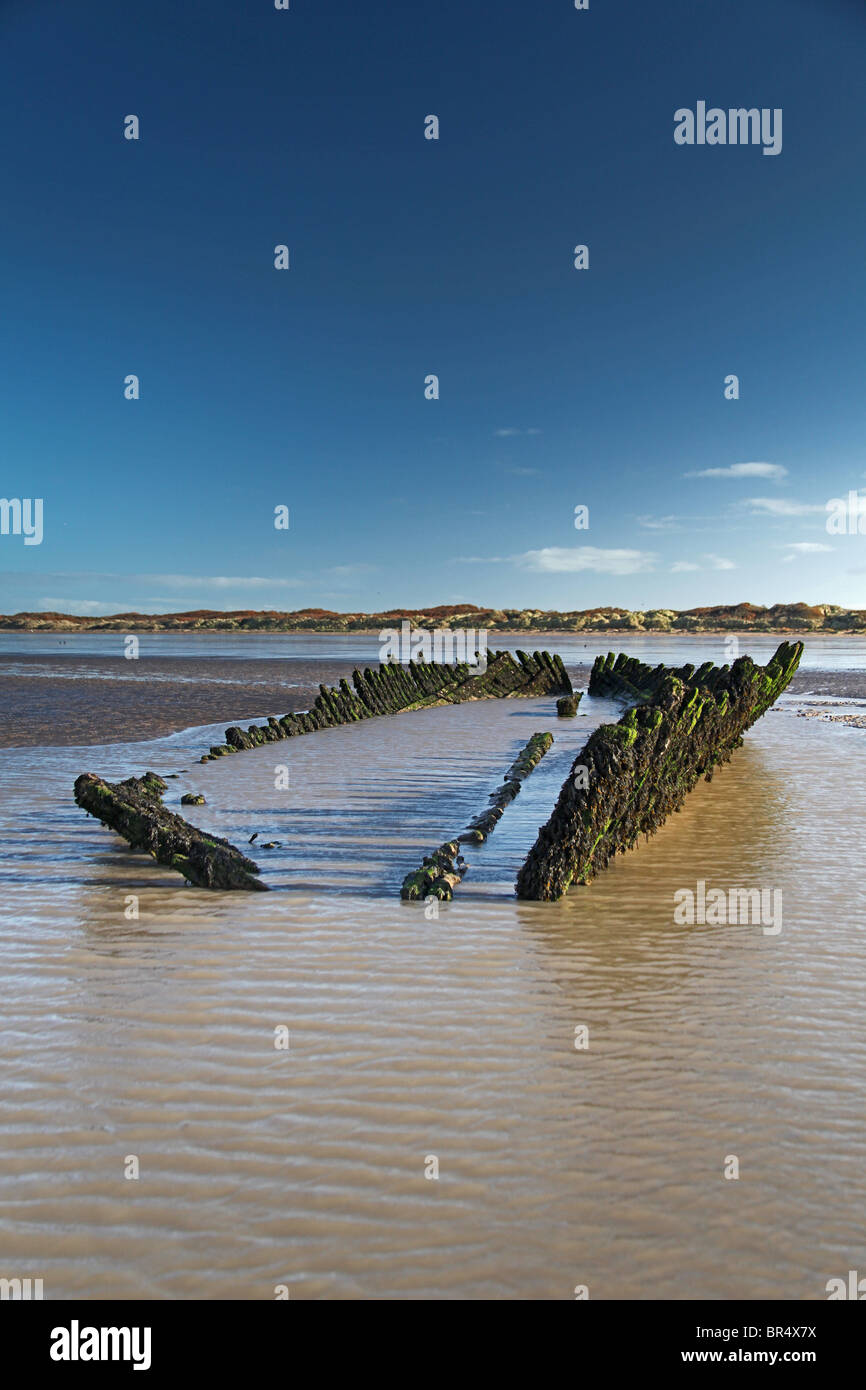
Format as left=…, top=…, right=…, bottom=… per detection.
left=453, top=555, right=509, bottom=564
left=324, top=564, right=377, bottom=579
left=456, top=548, right=657, bottom=574
left=687, top=462, right=787, bottom=481
left=517, top=547, right=656, bottom=575
left=494, top=427, right=542, bottom=437
left=745, top=498, right=826, bottom=516
left=638, top=514, right=682, bottom=530
left=506, top=466, right=541, bottom=477
left=670, top=554, right=736, bottom=573
left=39, top=598, right=141, bottom=615
left=778, top=542, right=833, bottom=554
left=150, top=574, right=306, bottom=589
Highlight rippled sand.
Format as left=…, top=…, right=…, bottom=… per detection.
left=1, top=638, right=865, bottom=1299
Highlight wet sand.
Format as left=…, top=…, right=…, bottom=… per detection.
left=0, top=655, right=359, bottom=748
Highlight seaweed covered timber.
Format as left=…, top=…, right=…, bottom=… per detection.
left=590, top=650, right=740, bottom=705
left=515, top=641, right=803, bottom=901
left=74, top=772, right=267, bottom=891
left=557, top=694, right=582, bottom=717
left=401, top=732, right=554, bottom=902
left=203, top=650, right=571, bottom=760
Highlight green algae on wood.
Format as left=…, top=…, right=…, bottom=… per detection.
left=223, top=651, right=571, bottom=754
left=74, top=771, right=267, bottom=891
left=400, top=843, right=466, bottom=903
left=557, top=694, right=581, bottom=717
left=516, top=641, right=803, bottom=901
left=401, top=731, right=554, bottom=902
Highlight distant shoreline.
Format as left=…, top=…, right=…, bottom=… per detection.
left=1, top=601, right=864, bottom=637
left=1, top=626, right=861, bottom=638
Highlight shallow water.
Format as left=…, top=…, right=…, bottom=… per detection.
left=0, top=637, right=864, bottom=1299
left=2, top=632, right=864, bottom=749
left=3, top=627, right=866, bottom=667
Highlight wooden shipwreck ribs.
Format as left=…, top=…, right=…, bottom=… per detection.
left=208, top=649, right=571, bottom=757
left=515, top=641, right=803, bottom=901
left=74, top=651, right=572, bottom=890
left=400, top=731, right=554, bottom=902
left=74, top=772, right=268, bottom=891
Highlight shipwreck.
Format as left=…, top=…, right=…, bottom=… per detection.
left=515, top=641, right=803, bottom=901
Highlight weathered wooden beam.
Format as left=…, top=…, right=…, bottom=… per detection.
left=74, top=771, right=267, bottom=891
left=516, top=641, right=803, bottom=901
left=401, top=731, right=554, bottom=901
left=220, top=651, right=571, bottom=757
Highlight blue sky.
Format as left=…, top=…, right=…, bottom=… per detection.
left=1, top=0, right=865, bottom=616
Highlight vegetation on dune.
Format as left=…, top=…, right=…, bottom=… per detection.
left=2, top=603, right=862, bottom=634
